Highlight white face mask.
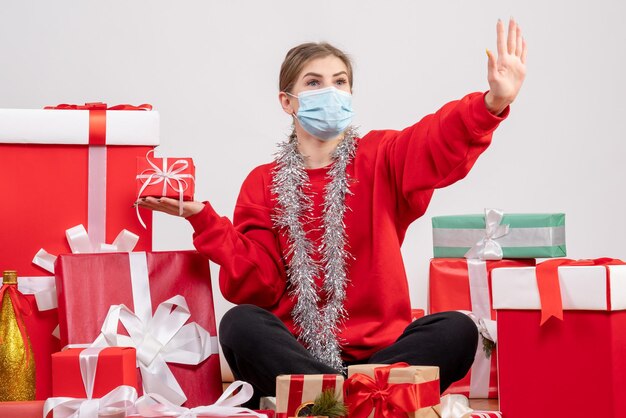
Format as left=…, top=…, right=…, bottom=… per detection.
left=287, top=87, right=355, bottom=140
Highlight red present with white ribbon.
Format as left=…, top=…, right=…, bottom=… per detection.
left=55, top=251, right=222, bottom=407
left=52, top=347, right=138, bottom=399
left=0, top=102, right=158, bottom=399
left=429, top=258, right=535, bottom=398
left=47, top=347, right=139, bottom=418
left=492, top=258, right=626, bottom=418
left=275, top=374, right=343, bottom=418
left=136, top=150, right=195, bottom=228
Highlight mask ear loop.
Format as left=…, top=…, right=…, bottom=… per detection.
left=284, top=91, right=299, bottom=123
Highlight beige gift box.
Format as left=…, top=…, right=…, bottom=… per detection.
left=346, top=364, right=441, bottom=418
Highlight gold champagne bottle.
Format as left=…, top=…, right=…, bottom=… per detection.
left=0, top=270, right=36, bottom=401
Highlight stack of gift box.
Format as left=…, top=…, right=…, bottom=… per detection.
left=0, top=103, right=235, bottom=417
left=2, top=102, right=625, bottom=418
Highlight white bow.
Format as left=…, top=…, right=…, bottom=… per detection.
left=92, top=294, right=218, bottom=406
left=43, top=385, right=138, bottom=418
left=27, top=224, right=139, bottom=338
left=439, top=394, right=474, bottom=418
left=464, top=209, right=509, bottom=260
left=135, top=381, right=268, bottom=418
left=136, top=150, right=195, bottom=228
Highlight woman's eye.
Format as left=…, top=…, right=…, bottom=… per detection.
left=306, top=79, right=320, bottom=86
left=335, top=78, right=347, bottom=85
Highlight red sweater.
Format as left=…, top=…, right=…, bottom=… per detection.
left=188, top=91, right=508, bottom=362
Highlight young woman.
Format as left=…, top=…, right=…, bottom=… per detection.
left=139, top=18, right=527, bottom=403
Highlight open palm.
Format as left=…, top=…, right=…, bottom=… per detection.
left=485, top=19, right=527, bottom=114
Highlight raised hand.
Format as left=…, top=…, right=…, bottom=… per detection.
left=485, top=18, right=527, bottom=115
left=135, top=196, right=205, bottom=218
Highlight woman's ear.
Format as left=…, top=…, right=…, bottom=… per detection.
left=278, top=91, right=295, bottom=115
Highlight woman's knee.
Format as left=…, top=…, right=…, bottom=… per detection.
left=220, top=304, right=262, bottom=343
left=428, top=311, right=479, bottom=353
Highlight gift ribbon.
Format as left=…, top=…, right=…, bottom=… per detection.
left=79, top=347, right=106, bottom=399
left=0, top=282, right=33, bottom=365
left=135, top=150, right=195, bottom=229
left=92, top=252, right=219, bottom=406
left=43, top=384, right=138, bottom=418
left=464, top=260, right=496, bottom=398
left=29, top=225, right=139, bottom=338
left=536, top=258, right=625, bottom=325
left=464, top=209, right=509, bottom=260
left=439, top=394, right=473, bottom=418
left=344, top=363, right=440, bottom=418
left=439, top=394, right=502, bottom=418
left=136, top=380, right=268, bottom=418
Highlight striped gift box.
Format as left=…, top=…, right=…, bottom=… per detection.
left=432, top=211, right=566, bottom=259
left=275, top=374, right=343, bottom=418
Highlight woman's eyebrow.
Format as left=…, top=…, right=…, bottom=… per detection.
left=302, top=71, right=348, bottom=78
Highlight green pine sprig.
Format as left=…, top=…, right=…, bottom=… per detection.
left=302, top=389, right=347, bottom=418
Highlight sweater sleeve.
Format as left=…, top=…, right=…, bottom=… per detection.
left=186, top=167, right=286, bottom=307
left=379, top=91, right=508, bottom=221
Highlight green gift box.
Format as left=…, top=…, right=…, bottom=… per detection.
left=432, top=209, right=566, bottom=259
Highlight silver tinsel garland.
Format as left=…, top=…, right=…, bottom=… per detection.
left=271, top=127, right=358, bottom=371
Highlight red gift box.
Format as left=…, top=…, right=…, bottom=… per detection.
left=275, top=374, right=343, bottom=418
left=136, top=151, right=195, bottom=201
left=429, top=258, right=535, bottom=398
left=52, top=347, right=138, bottom=398
left=492, top=260, right=626, bottom=418
left=55, top=250, right=222, bottom=408
left=0, top=103, right=158, bottom=400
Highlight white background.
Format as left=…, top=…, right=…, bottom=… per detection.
left=2, top=1, right=625, bottom=378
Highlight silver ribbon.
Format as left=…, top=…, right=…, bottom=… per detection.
left=464, top=209, right=509, bottom=260
left=92, top=252, right=219, bottom=406
left=135, top=381, right=268, bottom=418
left=136, top=150, right=195, bottom=228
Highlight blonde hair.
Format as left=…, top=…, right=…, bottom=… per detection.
left=279, top=42, right=353, bottom=93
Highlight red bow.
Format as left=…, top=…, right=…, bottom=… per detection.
left=44, top=102, right=152, bottom=145
left=344, top=363, right=440, bottom=418
left=0, top=284, right=33, bottom=365
left=44, top=102, right=152, bottom=111
left=537, top=257, right=625, bottom=325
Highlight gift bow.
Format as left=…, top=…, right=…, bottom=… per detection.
left=464, top=209, right=510, bottom=260
left=92, top=294, right=218, bottom=406
left=536, top=257, right=625, bottom=325
left=136, top=150, right=195, bottom=229
left=44, top=102, right=153, bottom=111
left=30, top=224, right=139, bottom=321
left=344, top=363, right=440, bottom=418
left=0, top=282, right=33, bottom=365
left=439, top=394, right=474, bottom=418
left=136, top=380, right=268, bottom=418
left=43, top=385, right=138, bottom=418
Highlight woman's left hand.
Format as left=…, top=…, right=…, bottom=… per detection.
left=485, top=18, right=527, bottom=115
